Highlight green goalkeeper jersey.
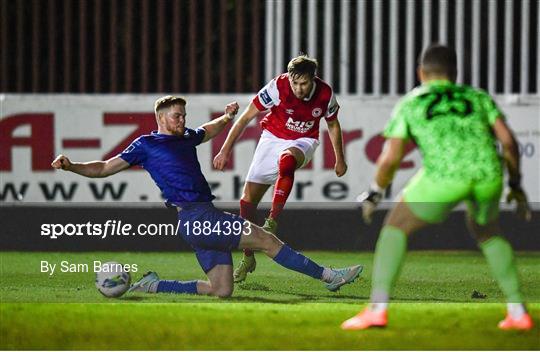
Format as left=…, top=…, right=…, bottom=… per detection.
left=384, top=80, right=503, bottom=182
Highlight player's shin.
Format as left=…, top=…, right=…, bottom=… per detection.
left=240, top=199, right=258, bottom=257
left=272, top=244, right=324, bottom=279
left=370, top=226, right=408, bottom=309
left=269, top=153, right=296, bottom=220
left=155, top=280, right=199, bottom=294
left=479, top=236, right=525, bottom=314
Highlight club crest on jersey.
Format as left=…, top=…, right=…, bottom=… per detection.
left=312, top=108, right=322, bottom=117
left=286, top=117, right=315, bottom=133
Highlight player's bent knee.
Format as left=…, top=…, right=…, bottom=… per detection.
left=213, top=287, right=233, bottom=298
left=241, top=193, right=256, bottom=204
left=278, top=153, right=297, bottom=175
left=241, top=183, right=269, bottom=204
left=385, top=200, right=428, bottom=235
left=466, top=217, right=500, bottom=243
left=209, top=283, right=233, bottom=298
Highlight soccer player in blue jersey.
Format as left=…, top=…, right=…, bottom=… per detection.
left=51, top=96, right=362, bottom=297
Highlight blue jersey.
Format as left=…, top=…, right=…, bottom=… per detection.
left=119, top=128, right=214, bottom=205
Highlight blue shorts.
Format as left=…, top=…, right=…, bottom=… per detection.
left=177, top=203, right=244, bottom=273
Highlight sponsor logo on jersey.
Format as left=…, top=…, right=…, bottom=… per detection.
left=286, top=117, right=315, bottom=133
left=286, top=109, right=294, bottom=114
left=260, top=90, right=272, bottom=105
left=312, top=108, right=323, bottom=117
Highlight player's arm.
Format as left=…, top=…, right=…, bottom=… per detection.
left=359, top=138, right=407, bottom=224
left=492, top=117, right=520, bottom=186
left=492, top=117, right=531, bottom=221
left=200, top=102, right=239, bottom=143
left=213, top=102, right=260, bottom=170
left=374, top=138, right=407, bottom=189
left=326, top=119, right=347, bottom=177
left=51, top=155, right=130, bottom=178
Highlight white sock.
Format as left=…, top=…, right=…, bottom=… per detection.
left=370, top=289, right=390, bottom=305
left=507, top=303, right=526, bottom=319
left=370, top=302, right=389, bottom=313
left=321, top=268, right=336, bottom=283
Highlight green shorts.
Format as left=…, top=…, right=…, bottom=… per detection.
left=403, top=169, right=503, bottom=225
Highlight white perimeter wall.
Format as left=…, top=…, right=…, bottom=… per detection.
left=1, top=94, right=539, bottom=207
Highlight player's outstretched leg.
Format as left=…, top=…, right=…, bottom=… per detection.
left=128, top=271, right=198, bottom=295
left=129, top=265, right=234, bottom=298
left=239, top=221, right=363, bottom=291
left=237, top=150, right=299, bottom=283
left=481, top=237, right=533, bottom=330
left=467, top=217, right=534, bottom=330
left=342, top=201, right=427, bottom=330
left=341, top=225, right=405, bottom=330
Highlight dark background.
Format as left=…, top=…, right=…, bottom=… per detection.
left=2, top=205, right=538, bottom=251
left=1, top=0, right=538, bottom=94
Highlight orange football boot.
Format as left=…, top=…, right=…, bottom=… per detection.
left=498, top=313, right=534, bottom=331
left=341, top=308, right=388, bottom=330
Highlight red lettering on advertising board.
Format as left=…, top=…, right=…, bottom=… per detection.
left=102, top=113, right=156, bottom=165
left=0, top=114, right=54, bottom=171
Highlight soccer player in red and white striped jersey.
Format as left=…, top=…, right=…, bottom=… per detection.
left=214, top=55, right=347, bottom=283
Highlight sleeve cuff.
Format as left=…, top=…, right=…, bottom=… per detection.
left=324, top=111, right=339, bottom=122
left=324, top=105, right=340, bottom=121
left=118, top=154, right=135, bottom=166
left=252, top=96, right=266, bottom=111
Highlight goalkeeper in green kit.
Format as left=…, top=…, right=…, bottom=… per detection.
left=342, top=44, right=534, bottom=331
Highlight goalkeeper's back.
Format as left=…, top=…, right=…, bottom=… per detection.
left=384, top=81, right=504, bottom=182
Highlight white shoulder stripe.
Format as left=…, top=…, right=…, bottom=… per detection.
left=257, top=78, right=281, bottom=108
left=326, top=92, right=339, bottom=117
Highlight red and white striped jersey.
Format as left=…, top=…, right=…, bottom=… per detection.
left=251, top=73, right=339, bottom=140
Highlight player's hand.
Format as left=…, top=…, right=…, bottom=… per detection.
left=357, top=187, right=383, bottom=225
left=506, top=187, right=532, bottom=222
left=225, top=102, right=239, bottom=120
left=213, top=150, right=230, bottom=171
left=51, top=154, right=72, bottom=171
left=335, top=159, right=347, bottom=177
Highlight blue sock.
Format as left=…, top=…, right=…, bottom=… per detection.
left=156, top=280, right=198, bottom=294
left=273, top=245, right=324, bottom=279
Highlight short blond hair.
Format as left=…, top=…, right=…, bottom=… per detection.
left=154, top=95, right=187, bottom=115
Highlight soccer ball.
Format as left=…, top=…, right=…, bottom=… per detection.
left=95, top=261, right=131, bottom=298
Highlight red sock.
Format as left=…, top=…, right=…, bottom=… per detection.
left=270, top=153, right=296, bottom=220
left=240, top=199, right=257, bottom=222
left=240, top=199, right=257, bottom=257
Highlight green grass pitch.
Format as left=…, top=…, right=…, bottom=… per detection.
left=1, top=251, right=539, bottom=350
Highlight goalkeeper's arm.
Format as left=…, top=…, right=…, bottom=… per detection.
left=374, top=138, right=407, bottom=190
left=492, top=117, right=531, bottom=221
left=359, top=138, right=407, bottom=223
left=492, top=117, right=520, bottom=188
